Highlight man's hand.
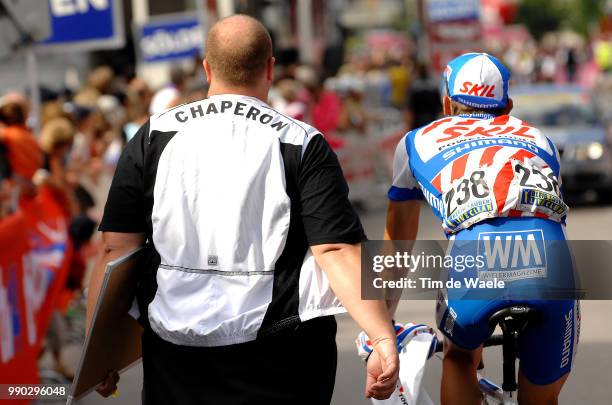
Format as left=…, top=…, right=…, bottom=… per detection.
left=96, top=370, right=119, bottom=397
left=365, top=337, right=400, bottom=400
left=312, top=243, right=399, bottom=398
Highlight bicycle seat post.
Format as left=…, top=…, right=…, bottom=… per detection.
left=487, top=306, right=541, bottom=396
left=500, top=317, right=519, bottom=393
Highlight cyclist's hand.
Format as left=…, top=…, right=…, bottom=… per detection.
left=365, top=337, right=399, bottom=400
left=96, top=370, right=119, bottom=397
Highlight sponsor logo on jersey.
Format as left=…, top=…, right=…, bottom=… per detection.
left=397, top=386, right=409, bottom=404
left=519, top=189, right=566, bottom=215
left=560, top=309, right=573, bottom=368
left=444, top=199, right=495, bottom=230
left=441, top=138, right=541, bottom=161
left=437, top=125, right=537, bottom=143
left=419, top=182, right=444, bottom=216
left=437, top=136, right=537, bottom=154
left=476, top=230, right=547, bottom=281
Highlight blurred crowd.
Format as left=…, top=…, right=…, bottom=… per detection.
left=495, top=33, right=612, bottom=88
left=268, top=31, right=612, bottom=139
left=269, top=48, right=441, bottom=139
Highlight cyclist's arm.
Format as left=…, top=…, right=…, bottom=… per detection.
left=383, top=200, right=420, bottom=317
left=385, top=200, right=420, bottom=240
left=384, top=133, right=422, bottom=317
left=86, top=231, right=146, bottom=330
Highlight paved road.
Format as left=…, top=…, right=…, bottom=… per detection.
left=71, top=195, right=612, bottom=405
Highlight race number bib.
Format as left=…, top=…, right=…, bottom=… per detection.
left=510, top=160, right=568, bottom=219
left=441, top=160, right=568, bottom=233
left=442, top=170, right=498, bottom=232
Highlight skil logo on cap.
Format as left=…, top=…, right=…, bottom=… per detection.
left=445, top=53, right=511, bottom=109
left=458, top=82, right=496, bottom=98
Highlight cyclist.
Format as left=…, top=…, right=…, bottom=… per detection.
left=384, top=53, right=579, bottom=405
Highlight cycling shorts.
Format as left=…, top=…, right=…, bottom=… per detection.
left=436, top=217, right=580, bottom=385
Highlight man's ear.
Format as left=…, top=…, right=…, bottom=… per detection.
left=442, top=95, right=452, bottom=116
left=203, top=59, right=212, bottom=84
left=267, top=57, right=275, bottom=82
left=503, top=98, right=513, bottom=115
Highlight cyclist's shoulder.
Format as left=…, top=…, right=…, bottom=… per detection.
left=402, top=120, right=440, bottom=141
left=502, top=114, right=546, bottom=134
left=408, top=115, right=472, bottom=138
left=504, top=114, right=557, bottom=150
left=401, top=116, right=457, bottom=147
left=398, top=118, right=454, bottom=158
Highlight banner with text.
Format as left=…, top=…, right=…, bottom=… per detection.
left=37, top=0, right=124, bottom=51
left=0, top=188, right=72, bottom=393
left=135, top=13, right=204, bottom=64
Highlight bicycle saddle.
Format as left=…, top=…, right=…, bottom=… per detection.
left=488, top=305, right=542, bottom=335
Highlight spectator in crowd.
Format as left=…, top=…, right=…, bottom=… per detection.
left=305, top=75, right=343, bottom=137
left=149, top=65, right=188, bottom=115
left=270, top=78, right=306, bottom=120
left=86, top=66, right=115, bottom=96
left=123, top=77, right=153, bottom=144
left=70, top=107, right=110, bottom=184
left=41, top=100, right=72, bottom=127
left=36, top=117, right=78, bottom=217
left=0, top=92, right=42, bottom=208
left=387, top=57, right=412, bottom=109
left=404, top=63, right=441, bottom=131
left=565, top=47, right=578, bottom=82
left=338, top=80, right=369, bottom=135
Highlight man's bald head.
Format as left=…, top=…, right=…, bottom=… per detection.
left=205, top=15, right=272, bottom=87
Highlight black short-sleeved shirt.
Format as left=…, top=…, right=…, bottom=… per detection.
left=99, top=94, right=364, bottom=346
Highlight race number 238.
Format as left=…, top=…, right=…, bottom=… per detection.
left=444, top=170, right=490, bottom=217
left=513, top=161, right=560, bottom=194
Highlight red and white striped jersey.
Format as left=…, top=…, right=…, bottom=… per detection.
left=388, top=113, right=568, bottom=234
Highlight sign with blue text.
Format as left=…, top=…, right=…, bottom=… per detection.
left=427, top=0, right=480, bottom=23
left=37, top=0, right=124, bottom=51
left=135, top=13, right=204, bottom=64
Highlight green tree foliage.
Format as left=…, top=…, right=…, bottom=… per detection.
left=516, top=0, right=566, bottom=40
left=564, top=0, right=607, bottom=37
left=516, top=0, right=606, bottom=39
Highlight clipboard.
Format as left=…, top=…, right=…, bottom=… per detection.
left=67, top=246, right=148, bottom=404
